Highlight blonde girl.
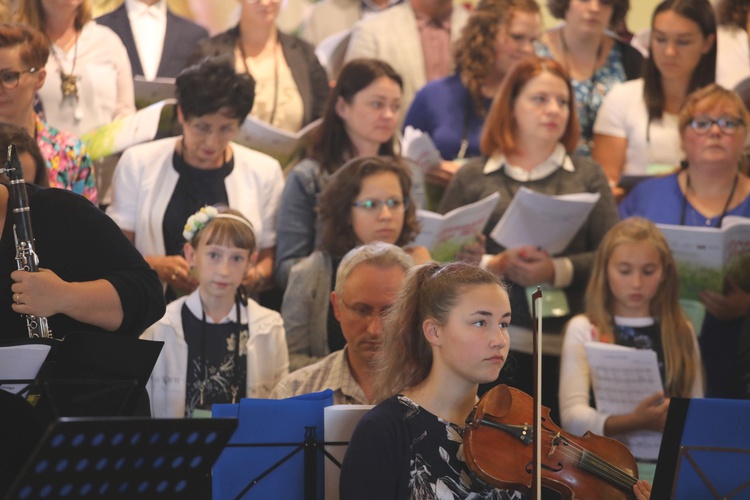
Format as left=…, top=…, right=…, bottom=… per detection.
left=559, top=217, right=703, bottom=444
left=142, top=206, right=288, bottom=418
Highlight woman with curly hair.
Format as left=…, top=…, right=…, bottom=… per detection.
left=404, top=0, right=541, bottom=187
left=716, top=0, right=750, bottom=89
left=281, top=156, right=429, bottom=370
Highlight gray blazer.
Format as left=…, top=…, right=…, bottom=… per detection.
left=344, top=1, right=469, bottom=119
left=281, top=251, right=333, bottom=371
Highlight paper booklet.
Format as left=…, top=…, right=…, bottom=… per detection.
left=133, top=76, right=176, bottom=109
left=402, top=125, right=443, bottom=174
left=314, top=30, right=351, bottom=80
left=414, top=192, right=499, bottom=262
left=81, top=99, right=177, bottom=161
left=233, top=116, right=322, bottom=166
left=489, top=187, right=600, bottom=254
left=324, top=405, right=372, bottom=500
left=0, top=343, right=51, bottom=396
left=584, top=342, right=663, bottom=461
left=657, top=216, right=750, bottom=301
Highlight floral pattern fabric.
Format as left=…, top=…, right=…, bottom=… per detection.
left=34, top=114, right=97, bottom=204
left=535, top=41, right=626, bottom=156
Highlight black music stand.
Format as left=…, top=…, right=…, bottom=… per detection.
left=652, top=397, right=750, bottom=499
left=3, top=416, right=237, bottom=500
left=31, top=331, right=163, bottom=423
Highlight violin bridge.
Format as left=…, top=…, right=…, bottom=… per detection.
left=548, top=432, right=562, bottom=456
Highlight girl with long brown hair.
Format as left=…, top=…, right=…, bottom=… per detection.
left=559, top=217, right=703, bottom=454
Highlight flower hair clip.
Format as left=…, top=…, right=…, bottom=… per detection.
left=183, top=206, right=219, bottom=241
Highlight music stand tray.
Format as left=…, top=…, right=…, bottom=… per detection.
left=4, top=417, right=237, bottom=500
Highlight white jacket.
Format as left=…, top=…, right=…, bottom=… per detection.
left=141, top=290, right=290, bottom=417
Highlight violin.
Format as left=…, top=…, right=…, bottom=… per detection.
left=463, top=384, right=639, bottom=499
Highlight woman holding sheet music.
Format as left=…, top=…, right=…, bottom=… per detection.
left=107, top=58, right=283, bottom=301
left=440, top=56, right=618, bottom=329
left=620, top=84, right=750, bottom=398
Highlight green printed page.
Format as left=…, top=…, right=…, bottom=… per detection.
left=81, top=99, right=177, bottom=160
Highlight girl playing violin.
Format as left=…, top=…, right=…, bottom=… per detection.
left=142, top=206, right=289, bottom=418
left=340, top=262, right=523, bottom=499
left=559, top=218, right=703, bottom=459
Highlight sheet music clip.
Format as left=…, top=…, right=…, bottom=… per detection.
left=3, top=416, right=238, bottom=500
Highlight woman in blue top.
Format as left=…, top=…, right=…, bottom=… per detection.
left=404, top=0, right=542, bottom=187
left=620, top=84, right=750, bottom=398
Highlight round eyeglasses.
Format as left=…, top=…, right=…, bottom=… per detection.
left=0, top=68, right=38, bottom=90
left=688, top=117, right=746, bottom=135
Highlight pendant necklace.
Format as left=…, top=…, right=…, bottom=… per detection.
left=51, top=32, right=79, bottom=100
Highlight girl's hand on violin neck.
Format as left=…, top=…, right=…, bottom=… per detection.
left=633, top=479, right=652, bottom=500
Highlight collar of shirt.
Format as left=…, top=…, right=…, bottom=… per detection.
left=327, top=347, right=368, bottom=404
left=361, top=0, right=401, bottom=13
left=413, top=8, right=451, bottom=31
left=185, top=291, right=247, bottom=325
left=482, top=143, right=575, bottom=181
left=126, top=0, right=167, bottom=21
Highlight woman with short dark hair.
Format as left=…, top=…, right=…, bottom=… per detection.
left=107, top=58, right=284, bottom=301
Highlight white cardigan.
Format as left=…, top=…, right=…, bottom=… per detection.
left=107, top=137, right=283, bottom=256
left=141, top=290, right=290, bottom=417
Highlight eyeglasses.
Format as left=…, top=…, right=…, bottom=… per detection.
left=340, top=296, right=392, bottom=321
left=185, top=120, right=239, bottom=138
left=351, top=198, right=408, bottom=212
left=688, top=117, right=746, bottom=135
left=0, top=68, right=38, bottom=90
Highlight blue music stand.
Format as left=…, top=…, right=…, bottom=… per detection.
left=3, top=417, right=237, bottom=500
left=652, top=398, right=750, bottom=499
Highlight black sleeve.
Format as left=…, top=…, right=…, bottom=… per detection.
left=32, top=188, right=165, bottom=337
left=340, top=400, right=409, bottom=500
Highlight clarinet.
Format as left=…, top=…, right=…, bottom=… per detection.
left=2, top=144, right=52, bottom=338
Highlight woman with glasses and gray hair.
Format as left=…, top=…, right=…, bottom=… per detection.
left=620, top=83, right=750, bottom=399
left=281, top=156, right=429, bottom=371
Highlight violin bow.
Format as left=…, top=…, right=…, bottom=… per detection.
left=531, top=286, right=543, bottom=500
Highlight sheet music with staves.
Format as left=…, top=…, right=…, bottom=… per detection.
left=584, top=342, right=663, bottom=461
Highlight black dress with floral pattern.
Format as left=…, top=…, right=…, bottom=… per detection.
left=341, top=395, right=524, bottom=500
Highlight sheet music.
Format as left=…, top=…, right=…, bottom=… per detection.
left=585, top=343, right=663, bottom=460
left=489, top=187, right=600, bottom=254
left=0, top=343, right=51, bottom=395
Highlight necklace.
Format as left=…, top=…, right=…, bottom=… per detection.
left=237, top=31, right=279, bottom=126
left=50, top=32, right=79, bottom=100
left=680, top=171, right=739, bottom=227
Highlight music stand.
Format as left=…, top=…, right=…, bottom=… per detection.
left=652, top=397, right=750, bottom=499
left=3, top=416, right=238, bottom=500
left=32, top=331, right=163, bottom=422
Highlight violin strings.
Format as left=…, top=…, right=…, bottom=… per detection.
left=523, top=426, right=639, bottom=490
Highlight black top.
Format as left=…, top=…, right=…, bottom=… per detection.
left=162, top=151, right=233, bottom=257
left=341, top=395, right=524, bottom=500
left=0, top=184, right=165, bottom=339
left=614, top=321, right=666, bottom=386
left=182, top=303, right=247, bottom=417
